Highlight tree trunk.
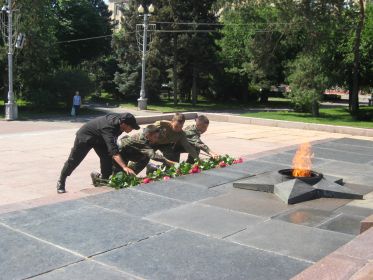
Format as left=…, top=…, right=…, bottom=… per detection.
left=172, top=33, right=178, bottom=105
left=242, top=76, right=249, bottom=103
left=192, top=64, right=198, bottom=106
left=350, top=0, right=365, bottom=115
left=311, top=100, right=319, bottom=117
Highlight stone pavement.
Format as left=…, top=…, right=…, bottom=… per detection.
left=1, top=136, right=373, bottom=279
left=1, top=113, right=373, bottom=279
left=1, top=114, right=372, bottom=212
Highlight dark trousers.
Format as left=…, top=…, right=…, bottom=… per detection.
left=60, top=137, right=112, bottom=180
left=113, top=146, right=150, bottom=175
left=173, top=144, right=200, bottom=164
left=73, top=105, right=80, bottom=116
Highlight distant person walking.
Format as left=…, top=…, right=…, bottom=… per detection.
left=72, top=91, right=81, bottom=117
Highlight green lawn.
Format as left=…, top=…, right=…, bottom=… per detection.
left=241, top=107, right=373, bottom=129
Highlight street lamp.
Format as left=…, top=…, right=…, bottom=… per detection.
left=137, top=3, right=155, bottom=110
left=0, top=0, right=19, bottom=120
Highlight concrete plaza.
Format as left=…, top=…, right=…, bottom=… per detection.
left=1, top=112, right=373, bottom=279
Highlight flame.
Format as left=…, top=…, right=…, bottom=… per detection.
left=292, top=143, right=312, bottom=177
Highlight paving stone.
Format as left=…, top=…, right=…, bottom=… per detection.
left=0, top=224, right=82, bottom=280
left=83, top=188, right=184, bottom=217
left=291, top=252, right=367, bottom=280
left=146, top=203, right=266, bottom=238
left=299, top=197, right=351, bottom=211
left=202, top=188, right=296, bottom=217
left=317, top=161, right=373, bottom=178
left=335, top=205, right=373, bottom=218
left=0, top=199, right=90, bottom=227
left=95, top=229, right=310, bottom=280
left=273, top=207, right=336, bottom=227
left=227, top=220, right=354, bottom=262
left=315, top=141, right=373, bottom=157
left=221, top=160, right=288, bottom=175
left=32, top=260, right=140, bottom=280
left=360, top=214, right=373, bottom=233
left=343, top=175, right=373, bottom=189
left=209, top=182, right=234, bottom=194
left=335, top=227, right=373, bottom=260
left=138, top=180, right=221, bottom=202
left=9, top=206, right=170, bottom=256
left=332, top=137, right=373, bottom=148
left=258, top=152, right=327, bottom=167
left=202, top=168, right=248, bottom=181
left=342, top=182, right=373, bottom=195
left=312, top=147, right=373, bottom=164
left=350, top=262, right=373, bottom=280
left=318, top=213, right=365, bottom=235
left=173, top=172, right=234, bottom=188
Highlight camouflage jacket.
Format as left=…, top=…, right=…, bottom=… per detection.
left=154, top=120, right=198, bottom=159
left=118, top=133, right=168, bottom=163
left=184, top=124, right=211, bottom=153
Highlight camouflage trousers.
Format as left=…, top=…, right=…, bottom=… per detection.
left=113, top=146, right=150, bottom=175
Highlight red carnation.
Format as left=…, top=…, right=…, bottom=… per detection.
left=219, top=161, right=227, bottom=168
left=143, top=178, right=152, bottom=184
left=163, top=176, right=171, bottom=180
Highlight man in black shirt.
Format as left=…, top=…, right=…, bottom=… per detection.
left=57, top=113, right=140, bottom=193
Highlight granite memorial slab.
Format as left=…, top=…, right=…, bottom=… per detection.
left=315, top=142, right=373, bottom=157
left=146, top=203, right=266, bottom=238
left=138, top=180, right=221, bottom=202
left=83, top=188, right=184, bottom=217
left=273, top=207, right=337, bottom=227
left=227, top=220, right=354, bottom=262
left=335, top=205, right=373, bottom=217
left=202, top=188, right=295, bottom=217
left=173, top=172, right=237, bottom=188
left=312, top=147, right=373, bottom=164
left=7, top=206, right=170, bottom=256
left=0, top=199, right=90, bottom=227
left=31, top=260, right=140, bottom=280
left=258, top=152, right=327, bottom=167
left=317, top=213, right=365, bottom=235
left=332, top=137, right=373, bottom=148
left=94, top=229, right=310, bottom=280
left=0, top=225, right=82, bottom=280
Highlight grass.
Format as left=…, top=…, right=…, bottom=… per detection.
left=241, top=107, right=373, bottom=129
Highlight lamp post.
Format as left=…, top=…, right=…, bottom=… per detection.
left=137, top=3, right=154, bottom=110
left=1, top=0, right=17, bottom=120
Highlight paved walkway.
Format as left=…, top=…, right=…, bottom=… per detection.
left=0, top=113, right=372, bottom=213
left=1, top=136, right=373, bottom=279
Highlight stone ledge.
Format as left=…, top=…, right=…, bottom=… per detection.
left=360, top=214, right=373, bottom=234
left=136, top=112, right=198, bottom=125
left=292, top=227, right=373, bottom=279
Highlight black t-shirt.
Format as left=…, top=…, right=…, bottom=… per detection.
left=76, top=114, right=123, bottom=156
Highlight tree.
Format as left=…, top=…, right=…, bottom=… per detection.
left=54, top=0, right=113, bottom=65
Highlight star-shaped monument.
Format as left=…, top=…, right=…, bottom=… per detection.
left=233, top=170, right=363, bottom=204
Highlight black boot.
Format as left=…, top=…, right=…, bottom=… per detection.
left=57, top=178, right=66, bottom=193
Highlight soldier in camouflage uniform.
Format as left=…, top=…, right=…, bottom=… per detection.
left=152, top=113, right=199, bottom=162
left=174, top=115, right=219, bottom=163
left=115, top=125, right=177, bottom=174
